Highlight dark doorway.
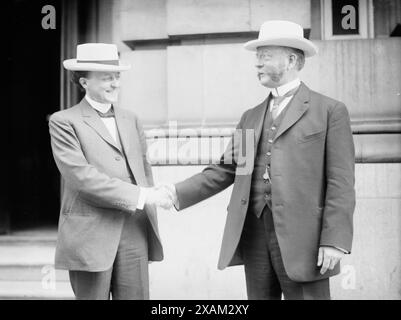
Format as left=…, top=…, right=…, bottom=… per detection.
left=5, top=0, right=62, bottom=232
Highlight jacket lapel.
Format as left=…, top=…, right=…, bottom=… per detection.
left=114, top=107, right=147, bottom=184
left=250, top=95, right=271, bottom=154
left=80, top=99, right=121, bottom=152
left=235, top=96, right=269, bottom=176
left=273, top=82, right=310, bottom=142
left=114, top=107, right=131, bottom=155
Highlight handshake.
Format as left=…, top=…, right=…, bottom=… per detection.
left=144, top=184, right=178, bottom=210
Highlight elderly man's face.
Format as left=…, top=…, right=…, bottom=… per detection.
left=255, top=46, right=291, bottom=88
left=80, top=71, right=121, bottom=104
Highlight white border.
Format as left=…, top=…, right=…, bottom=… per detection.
left=321, top=0, right=374, bottom=40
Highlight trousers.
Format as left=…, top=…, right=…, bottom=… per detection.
left=69, top=211, right=149, bottom=300
left=240, top=206, right=330, bottom=300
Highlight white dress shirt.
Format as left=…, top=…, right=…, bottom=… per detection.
left=85, top=95, right=118, bottom=141
left=85, top=95, right=148, bottom=210
left=269, top=78, right=301, bottom=117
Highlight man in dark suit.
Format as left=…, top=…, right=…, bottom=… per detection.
left=161, top=20, right=355, bottom=300
left=49, top=43, right=171, bottom=299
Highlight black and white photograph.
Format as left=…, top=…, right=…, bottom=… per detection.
left=4, top=0, right=401, bottom=305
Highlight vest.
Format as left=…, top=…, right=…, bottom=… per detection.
left=112, top=120, right=136, bottom=185
left=248, top=94, right=291, bottom=220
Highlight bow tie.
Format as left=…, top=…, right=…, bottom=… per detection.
left=96, top=107, right=115, bottom=118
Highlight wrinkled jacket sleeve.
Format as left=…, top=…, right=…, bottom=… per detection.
left=319, top=103, right=355, bottom=252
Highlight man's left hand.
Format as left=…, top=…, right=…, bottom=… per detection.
left=317, top=246, right=344, bottom=275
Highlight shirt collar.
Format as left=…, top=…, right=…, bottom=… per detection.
left=85, top=94, right=112, bottom=114
left=271, top=78, right=301, bottom=97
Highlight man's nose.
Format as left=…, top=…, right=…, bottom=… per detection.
left=255, top=60, right=263, bottom=69
left=111, top=78, right=120, bottom=88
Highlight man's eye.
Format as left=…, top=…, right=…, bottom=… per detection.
left=259, top=53, right=272, bottom=59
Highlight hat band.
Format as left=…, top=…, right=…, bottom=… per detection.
left=77, top=60, right=119, bottom=66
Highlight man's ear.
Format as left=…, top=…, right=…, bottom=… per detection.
left=79, top=77, right=88, bottom=89
left=288, top=53, right=297, bottom=71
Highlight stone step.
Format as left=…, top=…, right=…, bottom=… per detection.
left=0, top=281, right=74, bottom=300
left=0, top=236, right=56, bottom=246
left=0, top=227, right=57, bottom=247
left=0, top=228, right=74, bottom=299
left=0, top=265, right=69, bottom=282
left=0, top=237, right=68, bottom=283
left=0, top=245, right=55, bottom=266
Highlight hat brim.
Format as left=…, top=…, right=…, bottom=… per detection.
left=63, top=59, right=131, bottom=72
left=244, top=37, right=318, bottom=57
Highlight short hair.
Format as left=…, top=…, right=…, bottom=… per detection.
left=282, top=47, right=305, bottom=71
left=70, top=71, right=90, bottom=91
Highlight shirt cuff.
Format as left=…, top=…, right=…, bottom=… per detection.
left=173, top=199, right=180, bottom=211
left=334, top=246, right=349, bottom=254
left=137, top=187, right=149, bottom=210
left=171, top=185, right=180, bottom=211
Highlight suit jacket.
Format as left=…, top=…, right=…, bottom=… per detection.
left=175, top=82, right=355, bottom=282
left=49, top=98, right=163, bottom=272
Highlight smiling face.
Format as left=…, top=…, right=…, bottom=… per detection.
left=255, top=46, right=298, bottom=88
left=79, top=71, right=121, bottom=104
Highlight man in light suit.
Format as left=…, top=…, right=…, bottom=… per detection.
left=49, top=43, right=171, bottom=299
left=162, top=21, right=355, bottom=299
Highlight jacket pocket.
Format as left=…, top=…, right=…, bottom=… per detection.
left=63, top=192, right=98, bottom=216
left=298, top=130, right=325, bottom=144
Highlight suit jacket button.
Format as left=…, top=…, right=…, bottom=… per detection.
left=115, top=156, right=122, bottom=161
left=241, top=199, right=247, bottom=205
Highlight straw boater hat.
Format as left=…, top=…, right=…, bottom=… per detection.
left=63, top=43, right=131, bottom=72
left=244, top=20, right=318, bottom=57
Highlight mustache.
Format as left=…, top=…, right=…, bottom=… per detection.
left=258, top=70, right=284, bottom=83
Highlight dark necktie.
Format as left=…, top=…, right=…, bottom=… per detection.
left=96, top=106, right=115, bottom=118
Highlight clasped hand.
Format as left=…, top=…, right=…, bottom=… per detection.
left=145, top=184, right=177, bottom=210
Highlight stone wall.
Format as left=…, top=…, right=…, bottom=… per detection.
left=107, top=0, right=401, bottom=299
